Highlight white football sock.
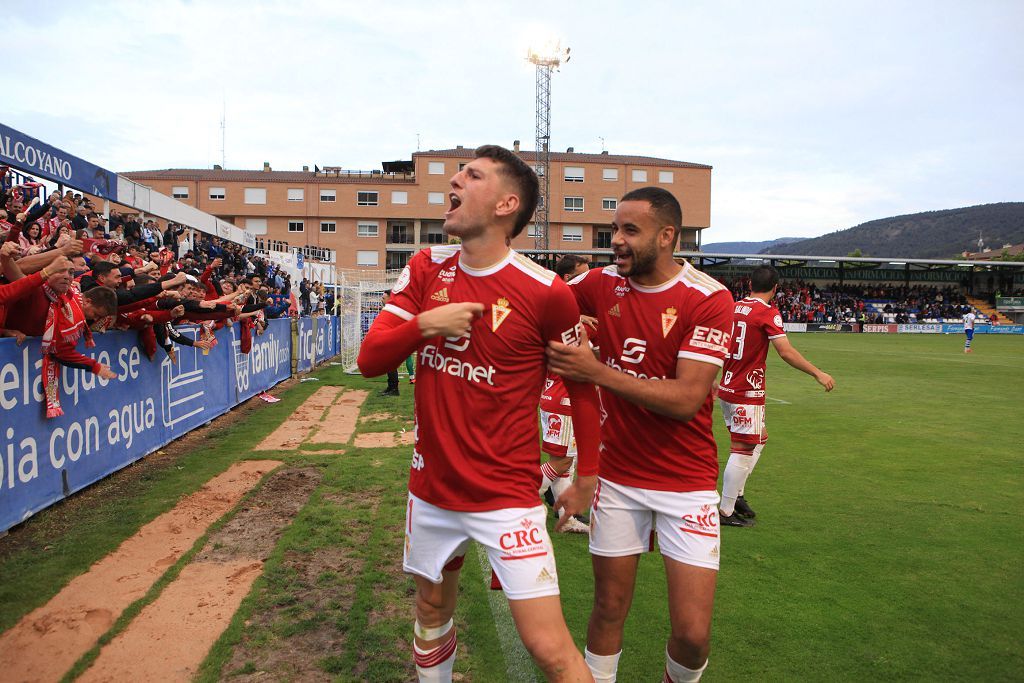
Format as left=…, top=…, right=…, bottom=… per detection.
left=539, top=461, right=559, bottom=495
left=585, top=648, right=621, bottom=682
left=664, top=647, right=707, bottom=682
left=737, top=444, right=763, bottom=497
left=720, top=451, right=755, bottom=516
left=414, top=629, right=457, bottom=682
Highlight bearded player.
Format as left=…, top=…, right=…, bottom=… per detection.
left=547, top=187, right=734, bottom=682
left=717, top=265, right=834, bottom=527
left=358, top=145, right=601, bottom=682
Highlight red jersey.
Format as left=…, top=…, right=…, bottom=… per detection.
left=570, top=263, right=734, bottom=492
left=539, top=321, right=596, bottom=417
left=385, top=245, right=585, bottom=512
left=719, top=296, right=786, bottom=406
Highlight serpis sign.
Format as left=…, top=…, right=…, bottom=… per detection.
left=0, top=123, right=119, bottom=201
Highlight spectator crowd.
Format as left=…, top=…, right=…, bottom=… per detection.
left=0, top=172, right=334, bottom=418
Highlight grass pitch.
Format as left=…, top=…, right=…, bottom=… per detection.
left=1, top=334, right=1020, bottom=681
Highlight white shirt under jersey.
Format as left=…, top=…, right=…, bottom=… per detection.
left=963, top=312, right=976, bottom=330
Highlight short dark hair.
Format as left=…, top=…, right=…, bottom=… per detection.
left=474, top=145, right=539, bottom=238
left=92, top=261, right=118, bottom=275
left=555, top=254, right=588, bottom=279
left=749, top=265, right=780, bottom=293
left=621, top=186, right=683, bottom=243
left=82, top=286, right=118, bottom=317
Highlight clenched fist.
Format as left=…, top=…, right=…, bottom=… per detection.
left=417, top=302, right=484, bottom=338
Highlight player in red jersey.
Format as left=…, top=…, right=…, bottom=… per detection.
left=357, top=145, right=601, bottom=682
left=717, top=265, right=834, bottom=526
left=547, top=187, right=734, bottom=682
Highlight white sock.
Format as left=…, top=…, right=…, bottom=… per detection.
left=664, top=647, right=707, bottom=682
left=539, top=461, right=559, bottom=495
left=414, top=631, right=457, bottom=682
left=720, top=451, right=755, bottom=516
left=551, top=471, right=572, bottom=515
left=738, top=444, right=763, bottom=497
left=585, top=648, right=621, bottom=682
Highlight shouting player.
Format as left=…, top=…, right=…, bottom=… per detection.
left=357, top=145, right=601, bottom=682
left=547, top=187, right=734, bottom=682
left=717, top=265, right=835, bottom=527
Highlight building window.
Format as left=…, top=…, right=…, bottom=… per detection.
left=320, top=189, right=337, bottom=202
left=423, top=222, right=445, bottom=244
left=458, top=163, right=467, bottom=171
left=387, top=251, right=412, bottom=270
left=658, top=171, right=674, bottom=183
left=320, top=221, right=336, bottom=233
left=357, top=221, right=379, bottom=237
left=527, top=224, right=540, bottom=238
left=288, top=220, right=304, bottom=233
left=602, top=168, right=618, bottom=181
left=391, top=191, right=408, bottom=205
left=244, top=188, right=267, bottom=204
left=357, top=250, right=379, bottom=267
left=208, top=187, right=225, bottom=200
left=427, top=192, right=445, bottom=205
left=245, top=218, right=267, bottom=235
left=631, top=170, right=647, bottom=183
left=564, top=196, right=584, bottom=212
left=287, top=188, right=304, bottom=201
left=357, top=191, right=378, bottom=206
left=602, top=198, right=617, bottom=211
left=428, top=161, right=445, bottom=175
left=595, top=228, right=612, bottom=249
left=563, top=226, right=583, bottom=242
left=172, top=186, right=189, bottom=199
left=530, top=165, right=545, bottom=177
left=564, top=167, right=584, bottom=182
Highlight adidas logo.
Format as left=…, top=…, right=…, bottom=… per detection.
left=536, top=567, right=555, bottom=583
left=608, top=303, right=621, bottom=317
left=430, top=288, right=449, bottom=302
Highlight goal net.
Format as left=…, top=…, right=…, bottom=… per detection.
left=336, top=268, right=402, bottom=373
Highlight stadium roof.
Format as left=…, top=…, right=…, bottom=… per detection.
left=415, top=147, right=712, bottom=169
left=121, top=168, right=414, bottom=183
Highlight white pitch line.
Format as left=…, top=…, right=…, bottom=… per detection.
left=766, top=396, right=792, bottom=405
left=474, top=544, right=537, bottom=682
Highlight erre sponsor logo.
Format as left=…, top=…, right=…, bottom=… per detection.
left=689, top=326, right=731, bottom=354
left=619, top=337, right=647, bottom=364
left=560, top=321, right=584, bottom=346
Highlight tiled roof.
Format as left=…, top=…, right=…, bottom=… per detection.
left=415, top=147, right=712, bottom=169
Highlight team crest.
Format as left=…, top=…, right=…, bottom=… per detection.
left=661, top=306, right=678, bottom=337
left=608, top=303, right=621, bottom=317
left=492, top=297, right=512, bottom=332
left=431, top=287, right=449, bottom=302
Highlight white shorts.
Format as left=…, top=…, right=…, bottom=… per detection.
left=540, top=409, right=576, bottom=458
left=403, top=492, right=560, bottom=600
left=589, top=478, right=720, bottom=570
left=719, top=400, right=767, bottom=445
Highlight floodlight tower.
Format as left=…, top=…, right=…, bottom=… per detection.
left=527, top=41, right=570, bottom=251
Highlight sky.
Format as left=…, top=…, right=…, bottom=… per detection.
left=5, top=0, right=1022, bottom=243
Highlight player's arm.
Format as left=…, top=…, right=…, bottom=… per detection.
left=356, top=302, right=482, bottom=377
left=770, top=336, right=834, bottom=391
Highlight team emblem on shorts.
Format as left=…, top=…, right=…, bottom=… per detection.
left=661, top=306, right=678, bottom=337
left=492, top=297, right=512, bottom=332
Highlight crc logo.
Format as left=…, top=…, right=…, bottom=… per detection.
left=545, top=414, right=563, bottom=440
left=681, top=510, right=718, bottom=531
left=620, top=337, right=647, bottom=364
left=746, top=368, right=764, bottom=389
left=499, top=518, right=544, bottom=551
left=444, top=331, right=471, bottom=351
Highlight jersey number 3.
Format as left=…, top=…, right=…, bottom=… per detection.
left=730, top=320, right=748, bottom=360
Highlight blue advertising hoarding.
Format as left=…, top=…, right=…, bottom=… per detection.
left=0, top=123, right=119, bottom=201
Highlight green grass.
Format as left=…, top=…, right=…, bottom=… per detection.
left=4, top=335, right=1022, bottom=681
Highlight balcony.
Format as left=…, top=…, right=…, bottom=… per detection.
left=386, top=220, right=414, bottom=245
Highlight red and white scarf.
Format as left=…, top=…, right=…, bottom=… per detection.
left=41, top=284, right=94, bottom=418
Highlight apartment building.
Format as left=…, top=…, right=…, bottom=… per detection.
left=122, top=145, right=712, bottom=270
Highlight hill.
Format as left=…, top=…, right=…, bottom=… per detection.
left=760, top=203, right=1024, bottom=259
left=702, top=237, right=804, bottom=254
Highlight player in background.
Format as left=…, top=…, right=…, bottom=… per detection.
left=539, top=252, right=596, bottom=535
left=357, top=145, right=601, bottom=682
left=717, top=265, right=835, bottom=527
left=962, top=308, right=976, bottom=353
left=547, top=187, right=734, bottom=682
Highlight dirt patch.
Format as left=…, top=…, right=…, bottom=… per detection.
left=0, top=460, right=282, bottom=683
left=359, top=412, right=395, bottom=423
left=79, top=467, right=321, bottom=682
left=311, top=390, right=368, bottom=444
left=222, top=489, right=383, bottom=682
left=255, top=386, right=343, bottom=451
left=353, top=430, right=415, bottom=448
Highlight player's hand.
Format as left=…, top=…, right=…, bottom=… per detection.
left=417, top=302, right=484, bottom=338
left=96, top=365, right=118, bottom=380
left=12, top=330, right=27, bottom=346
left=580, top=314, right=598, bottom=328
left=195, top=338, right=214, bottom=350
left=816, top=371, right=835, bottom=392
left=546, top=327, right=602, bottom=382
left=710, top=382, right=720, bottom=400
left=0, top=241, right=22, bottom=260
left=554, top=475, right=597, bottom=531
left=170, top=304, right=185, bottom=319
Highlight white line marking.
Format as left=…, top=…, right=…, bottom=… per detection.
left=766, top=397, right=791, bottom=405
left=474, top=544, right=537, bottom=682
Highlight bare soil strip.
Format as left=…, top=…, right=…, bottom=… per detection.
left=79, top=467, right=322, bottom=682
left=310, top=390, right=368, bottom=444
left=353, top=431, right=415, bottom=448
left=0, top=460, right=282, bottom=683
left=254, top=386, right=343, bottom=450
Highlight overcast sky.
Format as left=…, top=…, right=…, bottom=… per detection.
left=5, top=0, right=1022, bottom=242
